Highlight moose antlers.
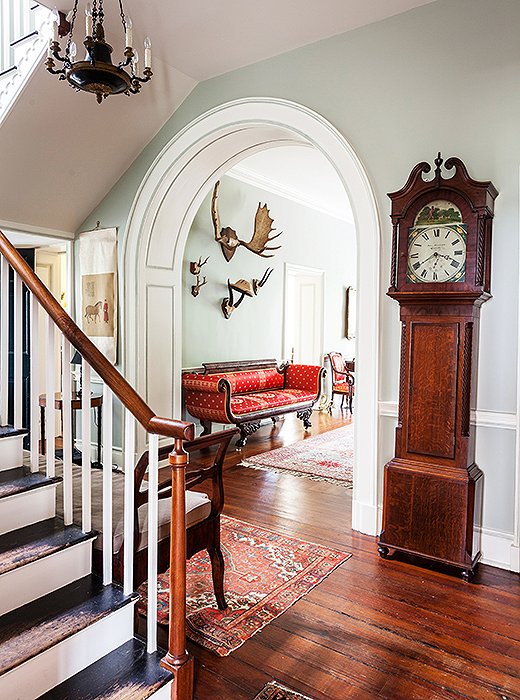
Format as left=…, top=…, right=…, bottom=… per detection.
left=211, top=180, right=283, bottom=262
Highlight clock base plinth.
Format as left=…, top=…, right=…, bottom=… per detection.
left=378, top=458, right=483, bottom=578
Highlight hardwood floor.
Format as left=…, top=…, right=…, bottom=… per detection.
left=190, top=410, right=520, bottom=700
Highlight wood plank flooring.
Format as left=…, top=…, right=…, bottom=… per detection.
left=190, top=411, right=520, bottom=700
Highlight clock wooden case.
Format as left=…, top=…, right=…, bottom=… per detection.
left=378, top=154, right=498, bottom=580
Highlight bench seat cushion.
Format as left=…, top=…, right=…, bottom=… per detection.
left=230, top=388, right=317, bottom=415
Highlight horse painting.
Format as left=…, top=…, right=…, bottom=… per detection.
left=84, top=300, right=102, bottom=323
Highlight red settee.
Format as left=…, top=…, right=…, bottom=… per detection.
left=182, top=359, right=325, bottom=447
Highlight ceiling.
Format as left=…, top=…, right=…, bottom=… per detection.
left=228, top=146, right=353, bottom=223
left=44, top=0, right=437, bottom=81
left=3, top=0, right=436, bottom=236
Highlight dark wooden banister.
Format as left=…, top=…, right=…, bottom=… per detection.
left=1, top=229, right=195, bottom=699
left=0, top=230, right=193, bottom=441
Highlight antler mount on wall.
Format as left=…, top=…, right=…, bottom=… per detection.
left=211, top=181, right=283, bottom=262
left=221, top=268, right=274, bottom=319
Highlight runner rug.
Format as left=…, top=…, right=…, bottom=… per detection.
left=252, top=680, right=316, bottom=700
left=137, top=516, right=351, bottom=656
left=240, top=424, right=353, bottom=486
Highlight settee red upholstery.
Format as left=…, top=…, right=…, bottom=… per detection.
left=182, top=359, right=325, bottom=447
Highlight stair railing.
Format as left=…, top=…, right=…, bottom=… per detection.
left=0, top=230, right=195, bottom=698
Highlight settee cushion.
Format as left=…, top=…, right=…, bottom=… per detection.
left=182, top=368, right=284, bottom=394
left=230, top=389, right=317, bottom=415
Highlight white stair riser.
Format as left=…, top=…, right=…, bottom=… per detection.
left=0, top=539, right=93, bottom=616
left=0, top=601, right=135, bottom=700
left=0, top=435, right=24, bottom=471
left=0, top=483, right=56, bottom=535
left=150, top=681, right=173, bottom=699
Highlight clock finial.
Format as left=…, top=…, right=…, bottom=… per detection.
left=434, top=152, right=443, bottom=178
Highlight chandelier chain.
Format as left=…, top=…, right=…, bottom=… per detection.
left=118, top=0, right=126, bottom=30
left=92, top=0, right=98, bottom=27
left=98, top=0, right=104, bottom=28
left=65, top=0, right=80, bottom=62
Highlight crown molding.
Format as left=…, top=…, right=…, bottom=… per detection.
left=227, top=163, right=354, bottom=224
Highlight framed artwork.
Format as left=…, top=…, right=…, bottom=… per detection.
left=79, top=227, right=118, bottom=364
left=345, top=286, right=356, bottom=340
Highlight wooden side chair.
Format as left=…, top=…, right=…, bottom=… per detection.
left=327, top=351, right=355, bottom=413
left=110, top=427, right=238, bottom=610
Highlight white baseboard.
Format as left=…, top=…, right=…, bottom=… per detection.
left=510, top=543, right=520, bottom=573
left=477, top=527, right=516, bottom=570
left=352, top=499, right=380, bottom=536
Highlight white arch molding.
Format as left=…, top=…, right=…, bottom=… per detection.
left=123, top=98, right=382, bottom=535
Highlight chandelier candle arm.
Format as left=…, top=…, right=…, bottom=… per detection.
left=45, top=0, right=152, bottom=103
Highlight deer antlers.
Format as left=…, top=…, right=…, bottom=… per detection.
left=190, top=255, right=209, bottom=275
left=211, top=181, right=283, bottom=262
left=191, top=275, right=208, bottom=298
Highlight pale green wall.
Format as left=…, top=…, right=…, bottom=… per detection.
left=81, top=0, right=520, bottom=536
left=182, top=175, right=355, bottom=368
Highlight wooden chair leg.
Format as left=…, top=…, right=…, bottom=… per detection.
left=208, top=545, right=227, bottom=610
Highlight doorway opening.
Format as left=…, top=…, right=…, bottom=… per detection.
left=123, top=98, right=381, bottom=536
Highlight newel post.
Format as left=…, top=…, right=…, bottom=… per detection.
left=160, top=438, right=194, bottom=700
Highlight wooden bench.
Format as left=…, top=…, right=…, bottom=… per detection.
left=182, top=359, right=326, bottom=447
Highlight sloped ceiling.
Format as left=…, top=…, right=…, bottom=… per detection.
left=2, top=0, right=437, bottom=235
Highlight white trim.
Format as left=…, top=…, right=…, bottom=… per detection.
left=0, top=218, right=74, bottom=241
left=379, top=401, right=518, bottom=430
left=123, top=97, right=381, bottom=536
left=514, top=165, right=520, bottom=571
left=477, top=526, right=516, bottom=570
left=228, top=163, right=353, bottom=223
left=0, top=433, right=24, bottom=471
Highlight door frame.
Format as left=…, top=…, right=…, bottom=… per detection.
left=283, top=263, right=325, bottom=366
left=122, top=97, right=381, bottom=536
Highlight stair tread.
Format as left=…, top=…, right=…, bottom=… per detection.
left=0, top=518, right=95, bottom=576
left=0, top=466, right=60, bottom=500
left=38, top=638, right=171, bottom=699
left=0, top=425, right=27, bottom=439
left=0, top=574, right=135, bottom=677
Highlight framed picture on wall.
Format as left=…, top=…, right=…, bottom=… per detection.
left=345, top=286, right=356, bottom=339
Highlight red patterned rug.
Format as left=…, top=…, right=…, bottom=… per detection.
left=240, top=424, right=353, bottom=486
left=138, top=516, right=351, bottom=656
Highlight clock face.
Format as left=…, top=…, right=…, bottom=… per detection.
left=407, top=223, right=467, bottom=283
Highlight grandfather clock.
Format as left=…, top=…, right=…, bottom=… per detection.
left=378, top=154, right=498, bottom=580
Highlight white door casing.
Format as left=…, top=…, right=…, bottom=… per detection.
left=122, top=98, right=382, bottom=535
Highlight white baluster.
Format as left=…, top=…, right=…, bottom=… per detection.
left=29, top=294, right=39, bottom=472
left=13, top=272, right=22, bottom=429
left=45, top=316, right=56, bottom=478
left=62, top=338, right=73, bottom=525
left=123, top=409, right=135, bottom=596
left=147, top=433, right=159, bottom=653
left=0, top=257, right=9, bottom=425
left=81, top=360, right=91, bottom=532
left=102, top=384, right=113, bottom=585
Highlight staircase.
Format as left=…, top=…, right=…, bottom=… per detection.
left=0, top=232, right=196, bottom=699
left=0, top=1, right=53, bottom=126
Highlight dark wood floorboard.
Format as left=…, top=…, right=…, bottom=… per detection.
left=188, top=411, right=520, bottom=700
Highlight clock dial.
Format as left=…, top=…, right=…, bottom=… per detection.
left=407, top=223, right=467, bottom=283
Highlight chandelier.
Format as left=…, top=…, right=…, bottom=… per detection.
left=45, top=0, right=152, bottom=103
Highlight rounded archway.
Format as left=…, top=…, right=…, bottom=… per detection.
left=123, top=98, right=381, bottom=535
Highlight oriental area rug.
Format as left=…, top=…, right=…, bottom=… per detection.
left=138, top=516, right=351, bottom=656
left=240, top=424, right=353, bottom=486
left=252, top=680, right=316, bottom=700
